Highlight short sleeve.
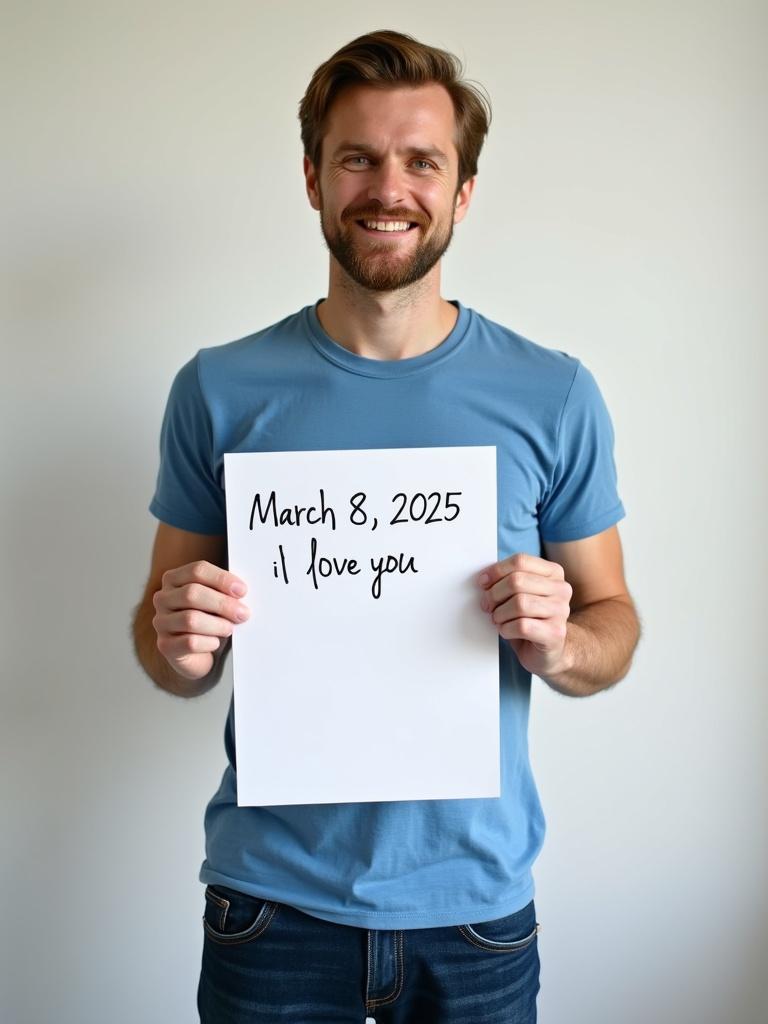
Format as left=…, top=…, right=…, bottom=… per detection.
left=537, top=361, right=625, bottom=543
left=149, top=354, right=227, bottom=535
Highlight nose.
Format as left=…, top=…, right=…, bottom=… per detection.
left=366, top=158, right=405, bottom=208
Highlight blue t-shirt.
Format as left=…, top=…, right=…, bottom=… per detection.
left=150, top=300, right=625, bottom=929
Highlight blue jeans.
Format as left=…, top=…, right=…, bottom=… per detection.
left=197, top=885, right=540, bottom=1022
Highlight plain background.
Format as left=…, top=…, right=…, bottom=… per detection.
left=2, top=1, right=766, bottom=1022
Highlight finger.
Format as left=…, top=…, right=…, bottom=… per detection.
left=496, top=616, right=567, bottom=646
left=157, top=581, right=250, bottom=623
left=154, top=609, right=239, bottom=638
left=490, top=593, right=570, bottom=627
left=482, top=571, right=565, bottom=612
left=162, top=560, right=247, bottom=598
left=157, top=633, right=223, bottom=660
left=477, top=552, right=564, bottom=589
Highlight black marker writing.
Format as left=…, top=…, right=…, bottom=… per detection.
left=250, top=489, right=336, bottom=531
left=272, top=543, right=289, bottom=584
left=305, top=536, right=361, bottom=591
left=244, top=487, right=459, bottom=597
left=349, top=492, right=368, bottom=526
left=390, top=491, right=462, bottom=525
left=370, top=552, right=418, bottom=599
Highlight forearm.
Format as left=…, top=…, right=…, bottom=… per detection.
left=540, top=596, right=641, bottom=698
left=131, top=598, right=227, bottom=698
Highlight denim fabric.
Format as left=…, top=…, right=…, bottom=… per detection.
left=198, top=884, right=540, bottom=1023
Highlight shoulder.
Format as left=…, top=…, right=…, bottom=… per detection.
left=469, top=306, right=578, bottom=369
left=465, top=305, right=582, bottom=393
left=195, top=305, right=313, bottom=385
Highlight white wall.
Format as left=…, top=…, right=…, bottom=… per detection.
left=3, top=1, right=766, bottom=1021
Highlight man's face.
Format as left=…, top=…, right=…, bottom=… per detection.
left=304, top=83, right=475, bottom=292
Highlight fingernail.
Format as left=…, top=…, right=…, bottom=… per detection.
left=235, top=606, right=250, bottom=622
left=231, top=582, right=247, bottom=597
left=478, top=573, right=489, bottom=586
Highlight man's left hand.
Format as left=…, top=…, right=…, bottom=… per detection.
left=477, top=553, right=574, bottom=679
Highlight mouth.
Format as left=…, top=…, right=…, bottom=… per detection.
left=354, top=219, right=419, bottom=235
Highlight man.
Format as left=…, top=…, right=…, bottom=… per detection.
left=133, top=29, right=640, bottom=1024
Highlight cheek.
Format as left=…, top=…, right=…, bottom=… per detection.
left=322, top=175, right=368, bottom=210
left=420, top=181, right=457, bottom=213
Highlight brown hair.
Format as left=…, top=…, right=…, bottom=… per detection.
left=298, top=29, right=491, bottom=186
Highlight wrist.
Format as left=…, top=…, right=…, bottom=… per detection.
left=540, top=621, right=580, bottom=687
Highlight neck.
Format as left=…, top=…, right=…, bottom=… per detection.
left=316, top=262, right=458, bottom=361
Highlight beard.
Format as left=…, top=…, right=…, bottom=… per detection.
left=319, top=198, right=455, bottom=293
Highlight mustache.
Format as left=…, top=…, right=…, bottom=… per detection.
left=342, top=205, right=429, bottom=229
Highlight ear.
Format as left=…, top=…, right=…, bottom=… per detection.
left=304, top=155, right=321, bottom=211
left=453, top=175, right=476, bottom=225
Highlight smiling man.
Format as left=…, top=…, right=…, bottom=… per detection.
left=133, top=29, right=640, bottom=1024
left=312, top=82, right=467, bottom=296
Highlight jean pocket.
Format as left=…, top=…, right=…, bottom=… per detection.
left=202, top=884, right=278, bottom=945
left=457, top=900, right=540, bottom=953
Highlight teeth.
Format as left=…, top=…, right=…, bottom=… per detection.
left=363, top=220, right=412, bottom=232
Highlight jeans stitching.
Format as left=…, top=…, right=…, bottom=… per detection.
left=457, top=922, right=540, bottom=953
left=365, top=930, right=372, bottom=1005
left=367, top=930, right=405, bottom=1009
left=203, top=900, right=279, bottom=946
left=204, top=887, right=230, bottom=932
left=373, top=930, right=378, bottom=1001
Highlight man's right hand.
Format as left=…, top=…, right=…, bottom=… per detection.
left=151, top=560, right=250, bottom=680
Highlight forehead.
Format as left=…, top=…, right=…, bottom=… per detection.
left=323, top=83, right=458, bottom=154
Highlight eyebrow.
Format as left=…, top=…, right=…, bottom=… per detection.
left=331, top=141, right=450, bottom=166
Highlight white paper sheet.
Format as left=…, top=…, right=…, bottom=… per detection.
left=224, top=446, right=499, bottom=806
